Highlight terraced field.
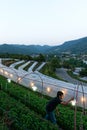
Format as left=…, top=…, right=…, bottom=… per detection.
left=0, top=75, right=87, bottom=130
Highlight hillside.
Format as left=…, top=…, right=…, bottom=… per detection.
left=0, top=37, right=87, bottom=55
left=0, top=44, right=52, bottom=55
left=49, top=37, right=87, bottom=54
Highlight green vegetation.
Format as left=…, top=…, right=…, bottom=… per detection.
left=0, top=76, right=58, bottom=130
left=33, top=54, right=45, bottom=62
left=40, top=57, right=64, bottom=80
left=0, top=53, right=45, bottom=62
left=40, top=63, right=58, bottom=79
left=0, top=53, right=33, bottom=60
left=0, top=37, right=87, bottom=55
left=0, top=75, right=87, bottom=130
left=80, top=68, right=87, bottom=77
left=0, top=91, right=57, bottom=130
left=63, top=58, right=85, bottom=70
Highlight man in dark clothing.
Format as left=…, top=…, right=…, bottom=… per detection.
left=45, top=91, right=74, bottom=124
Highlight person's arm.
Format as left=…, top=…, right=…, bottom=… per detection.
left=61, top=97, right=74, bottom=106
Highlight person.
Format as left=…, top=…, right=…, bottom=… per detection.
left=45, top=91, right=74, bottom=125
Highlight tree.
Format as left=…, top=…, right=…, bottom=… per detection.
left=80, top=68, right=87, bottom=77
left=50, top=57, right=61, bottom=71
left=35, top=54, right=45, bottom=62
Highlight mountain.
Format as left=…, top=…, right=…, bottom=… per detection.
left=0, top=37, right=87, bottom=55
left=0, top=44, right=52, bottom=55
left=48, top=37, right=87, bottom=54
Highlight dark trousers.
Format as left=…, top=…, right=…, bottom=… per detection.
left=45, top=110, right=56, bottom=124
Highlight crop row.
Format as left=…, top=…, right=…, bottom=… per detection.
left=0, top=91, right=58, bottom=130
left=0, top=107, right=9, bottom=130
left=0, top=75, right=87, bottom=129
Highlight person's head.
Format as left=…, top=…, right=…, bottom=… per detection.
left=57, top=91, right=63, bottom=99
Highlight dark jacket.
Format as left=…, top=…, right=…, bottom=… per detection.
left=46, top=97, right=62, bottom=112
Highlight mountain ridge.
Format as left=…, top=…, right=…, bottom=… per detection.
left=0, top=37, right=87, bottom=55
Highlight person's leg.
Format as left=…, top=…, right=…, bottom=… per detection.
left=49, top=111, right=57, bottom=124
left=45, top=111, right=50, bottom=120
left=45, top=111, right=60, bottom=128
left=45, top=113, right=49, bottom=120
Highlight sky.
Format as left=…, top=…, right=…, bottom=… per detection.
left=0, top=0, right=87, bottom=46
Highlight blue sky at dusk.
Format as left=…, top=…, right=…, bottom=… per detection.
left=0, top=0, right=87, bottom=46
